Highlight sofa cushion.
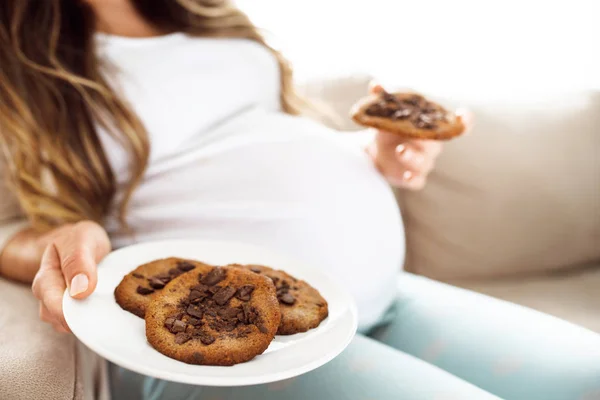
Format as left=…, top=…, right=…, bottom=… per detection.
left=399, top=90, right=600, bottom=279
left=0, top=278, right=109, bottom=400
left=451, top=264, right=600, bottom=334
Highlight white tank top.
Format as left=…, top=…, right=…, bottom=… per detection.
left=96, top=33, right=404, bottom=331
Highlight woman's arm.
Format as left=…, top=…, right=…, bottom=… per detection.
left=0, top=228, right=46, bottom=283
left=0, top=150, right=44, bottom=282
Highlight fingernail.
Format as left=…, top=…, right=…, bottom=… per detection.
left=403, top=171, right=413, bottom=181
left=70, top=274, right=88, bottom=297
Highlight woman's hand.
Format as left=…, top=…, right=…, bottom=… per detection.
left=366, top=83, right=471, bottom=190
left=31, top=221, right=110, bottom=333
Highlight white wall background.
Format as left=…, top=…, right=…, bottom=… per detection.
left=238, top=0, right=599, bottom=96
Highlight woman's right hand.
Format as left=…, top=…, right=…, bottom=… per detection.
left=31, top=221, right=111, bottom=333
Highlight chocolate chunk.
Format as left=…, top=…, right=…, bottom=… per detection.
left=213, top=286, right=237, bottom=306
left=238, top=304, right=256, bottom=325
left=177, top=261, right=196, bottom=272
left=179, top=297, right=191, bottom=307
left=136, top=286, right=154, bottom=295
left=155, top=273, right=172, bottom=282
left=148, top=277, right=166, bottom=289
left=419, top=114, right=433, bottom=123
left=218, top=307, right=241, bottom=319
left=187, top=317, right=202, bottom=326
left=168, top=268, right=184, bottom=278
left=247, top=305, right=258, bottom=324
left=279, top=293, right=296, bottom=305
left=164, top=317, right=176, bottom=331
left=203, top=298, right=216, bottom=307
left=174, top=332, right=191, bottom=344
left=188, top=290, right=206, bottom=303
left=235, top=285, right=255, bottom=301
left=191, top=284, right=210, bottom=292
left=186, top=305, right=204, bottom=319
left=191, top=328, right=203, bottom=336
left=171, top=320, right=187, bottom=333
left=366, top=103, right=394, bottom=117
left=257, top=323, right=269, bottom=334
left=172, top=311, right=185, bottom=320
left=250, top=267, right=262, bottom=273
left=199, top=334, right=215, bottom=345
left=205, top=308, right=217, bottom=317
left=185, top=324, right=195, bottom=334
left=201, top=268, right=226, bottom=286
left=381, top=91, right=398, bottom=103
left=393, top=108, right=412, bottom=120
left=132, top=273, right=144, bottom=279
left=208, top=285, right=221, bottom=295
left=211, top=318, right=238, bottom=332
left=237, top=311, right=248, bottom=324
left=223, top=322, right=237, bottom=332
left=365, top=104, right=380, bottom=115
left=414, top=119, right=436, bottom=129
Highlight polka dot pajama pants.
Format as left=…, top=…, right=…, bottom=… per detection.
left=110, top=273, right=600, bottom=400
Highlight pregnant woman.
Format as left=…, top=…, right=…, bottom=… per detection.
left=0, top=1, right=598, bottom=399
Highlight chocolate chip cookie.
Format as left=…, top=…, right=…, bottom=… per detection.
left=114, top=258, right=211, bottom=318
left=351, top=90, right=465, bottom=140
left=231, top=264, right=328, bottom=335
left=145, top=266, right=281, bottom=366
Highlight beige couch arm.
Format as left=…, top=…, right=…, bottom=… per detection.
left=0, top=278, right=109, bottom=400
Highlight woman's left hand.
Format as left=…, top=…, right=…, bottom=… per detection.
left=365, top=83, right=471, bottom=190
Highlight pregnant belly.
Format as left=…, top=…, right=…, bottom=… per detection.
left=110, top=113, right=404, bottom=330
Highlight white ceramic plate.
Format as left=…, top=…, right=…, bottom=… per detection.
left=63, top=239, right=357, bottom=386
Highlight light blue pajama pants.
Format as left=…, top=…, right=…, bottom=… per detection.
left=110, top=273, right=600, bottom=400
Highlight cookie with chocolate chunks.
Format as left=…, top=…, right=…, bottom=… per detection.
left=145, top=266, right=281, bottom=366
left=230, top=264, right=328, bottom=335
left=350, top=91, right=465, bottom=140
left=114, top=258, right=212, bottom=318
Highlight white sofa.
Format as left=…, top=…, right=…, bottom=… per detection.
left=1, top=75, right=598, bottom=399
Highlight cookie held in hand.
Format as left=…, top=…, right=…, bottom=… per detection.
left=114, top=258, right=211, bottom=318
left=145, top=266, right=281, bottom=366
left=231, top=264, right=328, bottom=335
left=351, top=91, right=465, bottom=140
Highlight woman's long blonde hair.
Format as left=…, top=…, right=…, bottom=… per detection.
left=0, top=0, right=305, bottom=231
